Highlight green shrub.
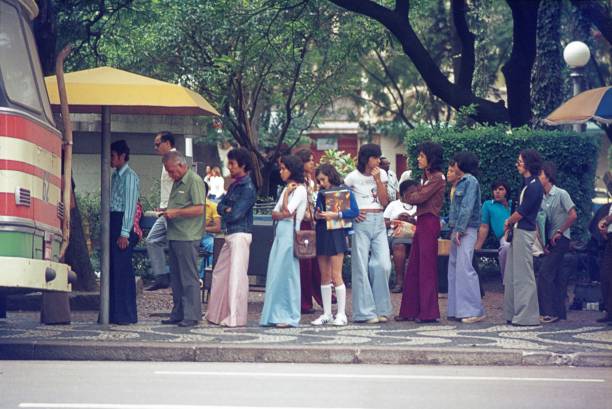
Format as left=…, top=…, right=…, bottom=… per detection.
left=404, top=125, right=601, bottom=242
left=76, top=191, right=151, bottom=276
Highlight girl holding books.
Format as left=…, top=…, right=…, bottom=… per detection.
left=260, top=155, right=308, bottom=328
left=311, top=164, right=359, bottom=326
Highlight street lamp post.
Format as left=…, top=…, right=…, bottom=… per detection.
left=563, top=41, right=591, bottom=132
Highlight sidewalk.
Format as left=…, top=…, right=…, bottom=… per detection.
left=1, top=280, right=611, bottom=367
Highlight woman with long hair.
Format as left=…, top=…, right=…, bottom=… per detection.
left=395, top=142, right=446, bottom=323
left=294, top=148, right=325, bottom=314
left=208, top=166, right=225, bottom=201
left=311, top=164, right=359, bottom=326
left=260, top=155, right=308, bottom=327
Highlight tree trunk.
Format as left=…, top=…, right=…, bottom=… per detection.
left=65, top=188, right=97, bottom=291
left=502, top=0, right=540, bottom=127
left=531, top=0, right=564, bottom=124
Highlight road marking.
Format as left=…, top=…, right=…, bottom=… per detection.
left=20, top=405, right=367, bottom=409
left=154, top=371, right=605, bottom=383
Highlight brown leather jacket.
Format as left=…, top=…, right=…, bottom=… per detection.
left=403, top=170, right=445, bottom=217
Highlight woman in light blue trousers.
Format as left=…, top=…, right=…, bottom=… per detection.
left=260, top=155, right=308, bottom=328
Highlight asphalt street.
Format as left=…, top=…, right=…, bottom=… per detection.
left=1, top=361, right=611, bottom=409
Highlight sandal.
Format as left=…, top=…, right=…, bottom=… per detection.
left=539, top=315, right=559, bottom=324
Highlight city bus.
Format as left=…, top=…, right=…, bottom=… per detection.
left=0, top=0, right=72, bottom=293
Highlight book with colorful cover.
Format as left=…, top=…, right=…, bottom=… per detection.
left=324, top=189, right=352, bottom=230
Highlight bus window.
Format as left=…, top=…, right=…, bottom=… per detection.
left=0, top=1, right=45, bottom=116
left=22, top=11, right=54, bottom=124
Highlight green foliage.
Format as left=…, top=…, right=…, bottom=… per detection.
left=319, top=149, right=356, bottom=177
left=76, top=192, right=101, bottom=272
left=76, top=190, right=151, bottom=276
left=404, top=125, right=601, bottom=242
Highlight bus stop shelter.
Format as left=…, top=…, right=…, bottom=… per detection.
left=44, top=66, right=219, bottom=324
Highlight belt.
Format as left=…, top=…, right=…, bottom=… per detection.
left=361, top=209, right=383, bottom=213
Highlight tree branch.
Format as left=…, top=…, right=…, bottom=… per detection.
left=394, top=0, right=409, bottom=20
left=451, top=0, right=476, bottom=91
left=329, top=0, right=510, bottom=124
left=501, top=0, right=539, bottom=127
left=571, top=0, right=612, bottom=45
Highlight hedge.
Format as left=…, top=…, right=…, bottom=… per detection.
left=404, top=125, right=601, bottom=243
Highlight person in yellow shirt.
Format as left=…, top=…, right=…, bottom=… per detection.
left=199, top=182, right=222, bottom=281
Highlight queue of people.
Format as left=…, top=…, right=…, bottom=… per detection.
left=108, top=132, right=609, bottom=329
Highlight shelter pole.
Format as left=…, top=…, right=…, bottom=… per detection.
left=570, top=69, right=587, bottom=133
left=99, top=106, right=111, bottom=325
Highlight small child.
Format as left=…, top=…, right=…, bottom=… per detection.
left=384, top=179, right=418, bottom=293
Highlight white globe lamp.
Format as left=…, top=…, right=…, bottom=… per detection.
left=563, top=41, right=590, bottom=132
left=563, top=41, right=591, bottom=68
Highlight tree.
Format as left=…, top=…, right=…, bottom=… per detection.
left=90, top=0, right=364, bottom=193
left=32, top=0, right=136, bottom=291
left=328, top=0, right=612, bottom=127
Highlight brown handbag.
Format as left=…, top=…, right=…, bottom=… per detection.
left=293, top=207, right=316, bottom=259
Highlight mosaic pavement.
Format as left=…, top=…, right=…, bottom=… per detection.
left=1, top=319, right=611, bottom=354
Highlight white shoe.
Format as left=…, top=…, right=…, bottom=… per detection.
left=332, top=314, right=348, bottom=326
left=311, top=314, right=333, bottom=326
left=461, top=315, right=486, bottom=324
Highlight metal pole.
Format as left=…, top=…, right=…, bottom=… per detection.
left=99, top=106, right=111, bottom=324
left=571, top=68, right=586, bottom=133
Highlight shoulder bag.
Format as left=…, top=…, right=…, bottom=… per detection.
left=293, top=206, right=316, bottom=259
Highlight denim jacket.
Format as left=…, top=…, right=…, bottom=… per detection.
left=448, top=173, right=481, bottom=233
left=217, top=174, right=256, bottom=234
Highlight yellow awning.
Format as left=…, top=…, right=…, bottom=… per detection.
left=45, top=66, right=220, bottom=116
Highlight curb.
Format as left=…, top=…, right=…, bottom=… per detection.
left=1, top=340, right=611, bottom=367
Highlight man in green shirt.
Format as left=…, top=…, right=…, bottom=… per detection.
left=161, top=151, right=206, bottom=327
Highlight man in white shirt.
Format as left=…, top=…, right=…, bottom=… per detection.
left=380, top=156, right=399, bottom=201
left=145, top=131, right=177, bottom=291
left=345, top=144, right=392, bottom=324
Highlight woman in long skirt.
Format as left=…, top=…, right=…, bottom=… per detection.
left=295, top=149, right=324, bottom=314
left=395, top=142, right=446, bottom=323
left=260, top=155, right=308, bottom=328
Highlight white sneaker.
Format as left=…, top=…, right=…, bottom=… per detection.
left=332, top=314, right=348, bottom=326
left=461, top=315, right=486, bottom=324
left=311, top=314, right=333, bottom=326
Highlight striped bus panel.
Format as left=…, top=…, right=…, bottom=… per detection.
left=0, top=112, right=62, bottom=231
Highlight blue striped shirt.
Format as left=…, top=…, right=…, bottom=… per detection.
left=111, top=163, right=140, bottom=237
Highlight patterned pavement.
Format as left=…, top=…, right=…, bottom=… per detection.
left=1, top=318, right=611, bottom=355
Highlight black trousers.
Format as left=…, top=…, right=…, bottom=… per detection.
left=602, top=233, right=612, bottom=314
left=109, top=211, right=138, bottom=324
left=537, top=236, right=570, bottom=319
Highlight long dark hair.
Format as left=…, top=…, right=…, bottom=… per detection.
left=519, top=149, right=543, bottom=176
left=418, top=141, right=443, bottom=172
left=227, top=147, right=253, bottom=172
left=315, top=163, right=343, bottom=187
left=294, top=148, right=313, bottom=165
left=453, top=151, right=479, bottom=176
left=280, top=155, right=305, bottom=183
left=357, top=143, right=382, bottom=173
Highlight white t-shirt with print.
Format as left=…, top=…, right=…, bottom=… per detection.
left=344, top=169, right=388, bottom=210
left=383, top=199, right=416, bottom=220
left=274, top=185, right=308, bottom=228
